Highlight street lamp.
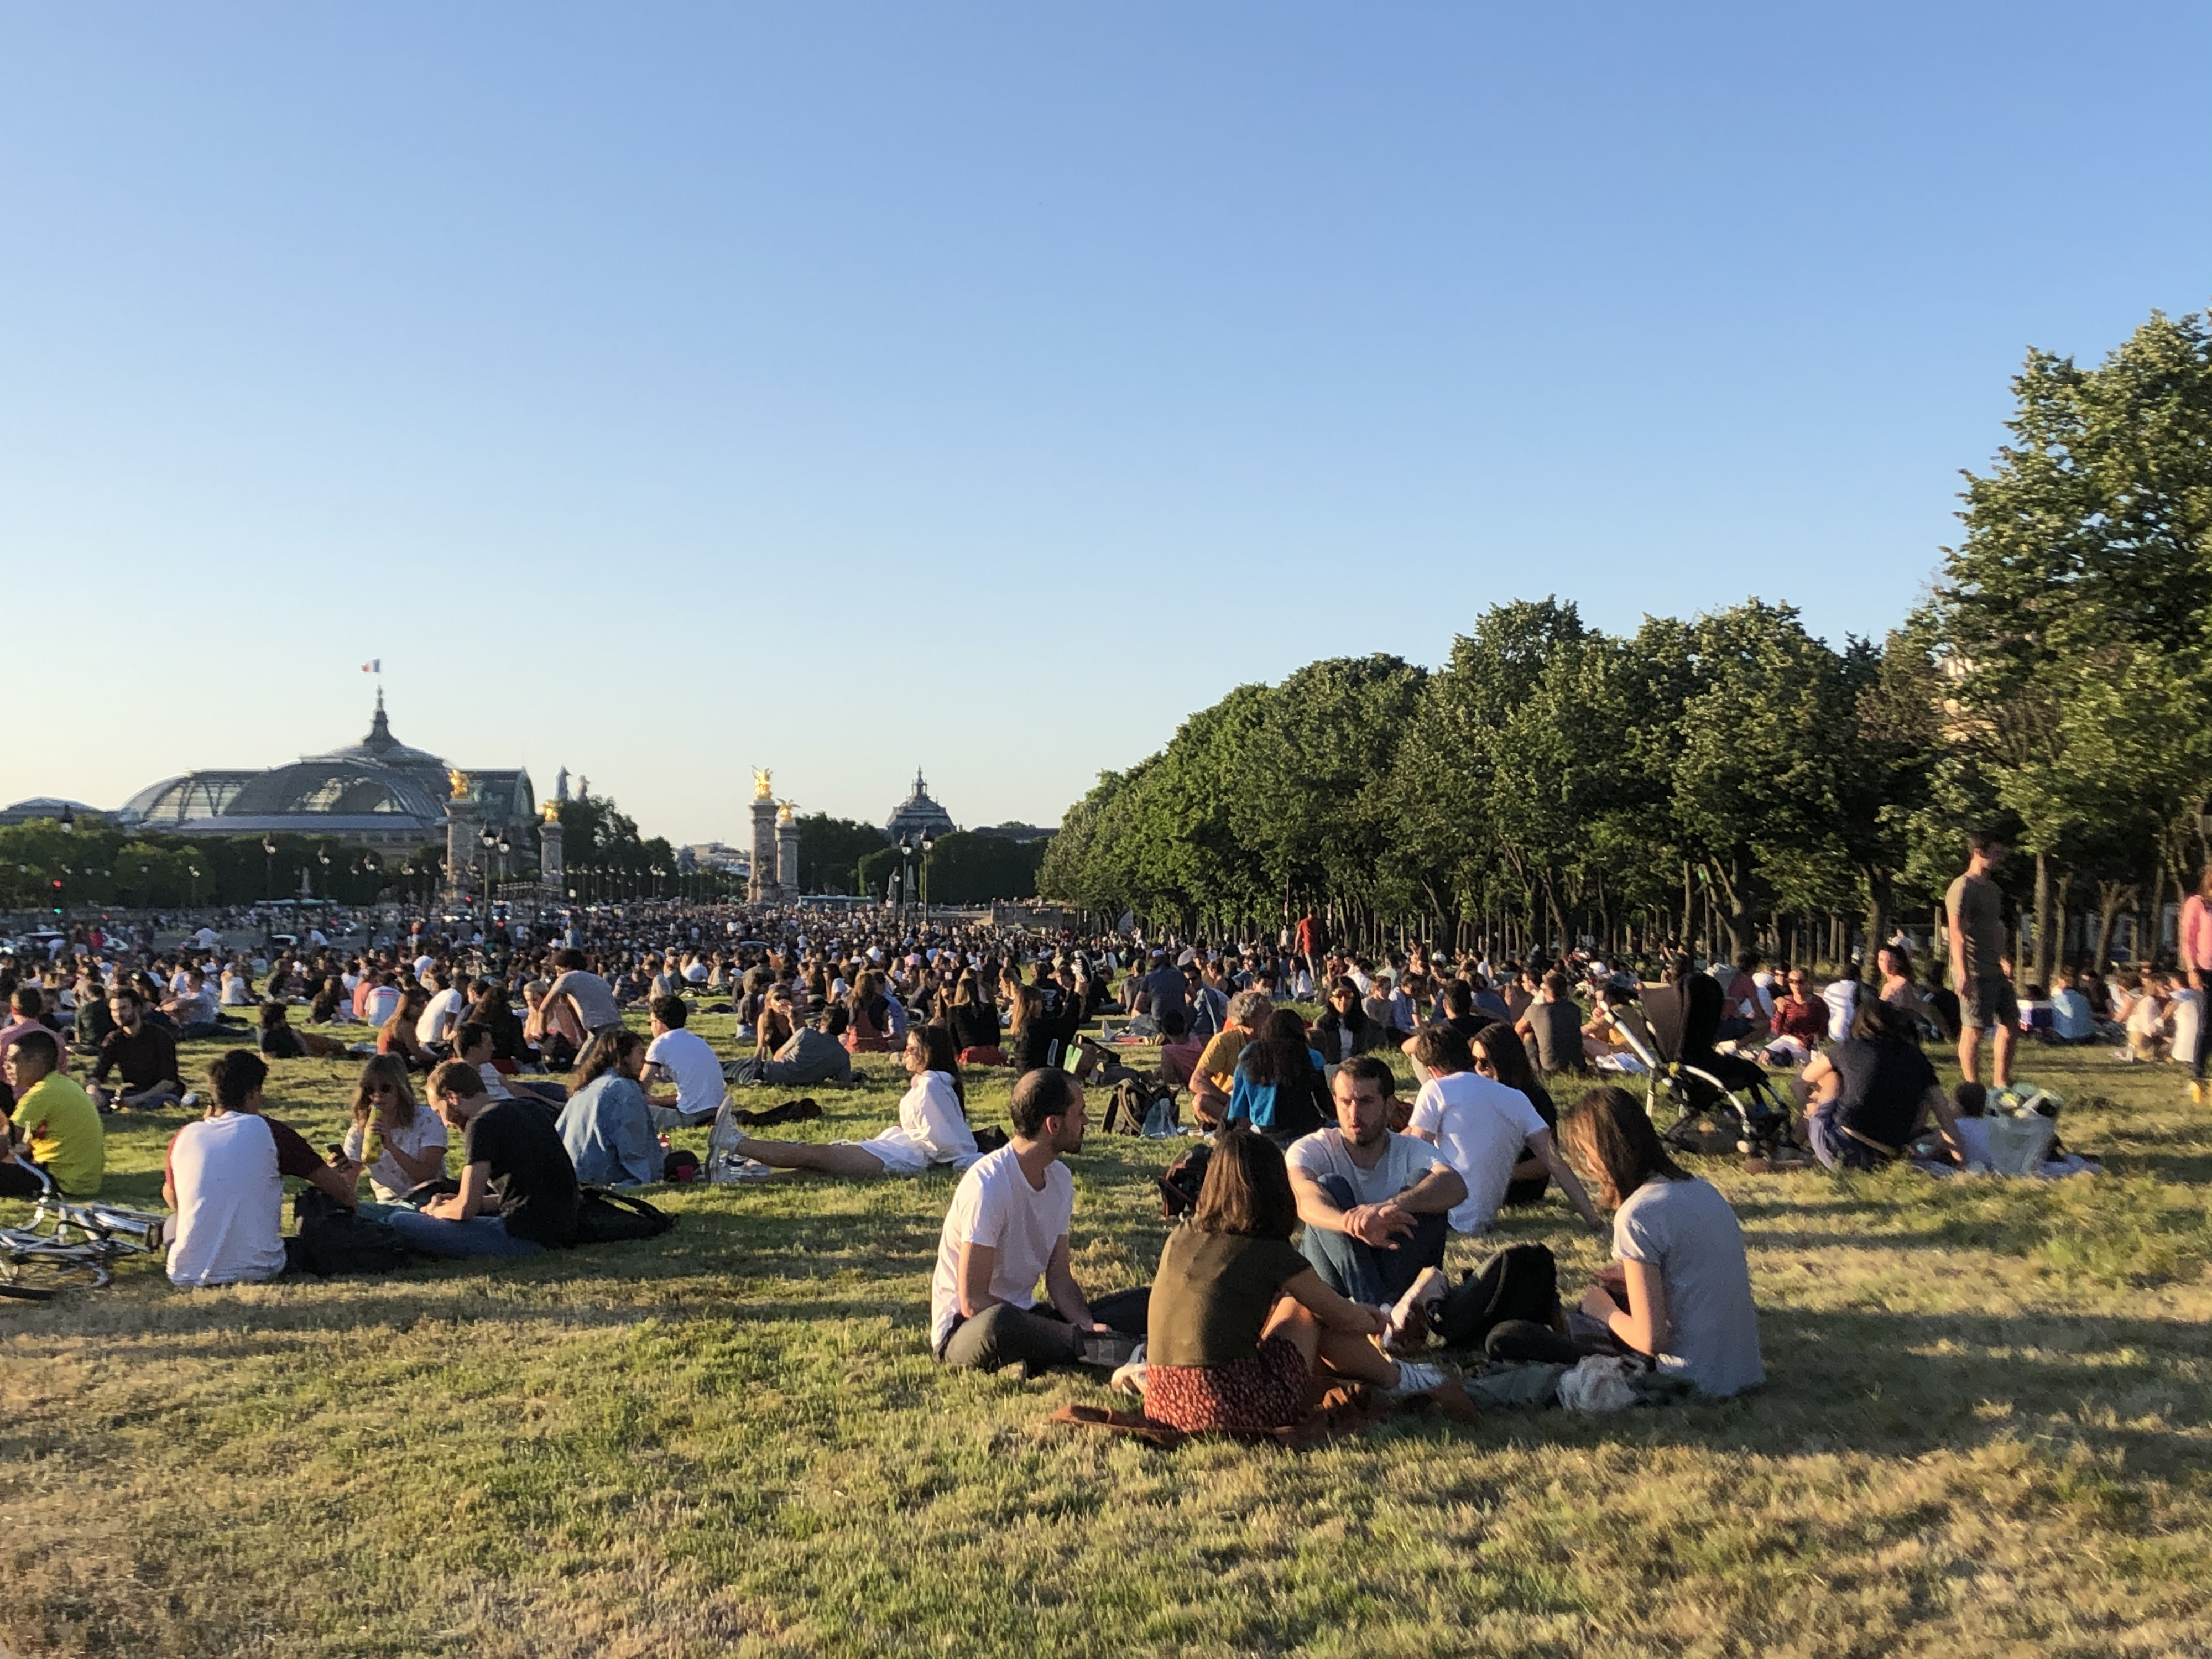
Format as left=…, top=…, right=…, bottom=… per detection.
left=919, top=832, right=935, bottom=928
left=898, top=836, right=913, bottom=922
left=59, top=807, right=74, bottom=836
left=187, top=865, right=201, bottom=907
left=262, top=837, right=276, bottom=899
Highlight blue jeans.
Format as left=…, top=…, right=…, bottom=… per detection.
left=387, top=1209, right=544, bottom=1259
left=1298, top=1173, right=1448, bottom=1305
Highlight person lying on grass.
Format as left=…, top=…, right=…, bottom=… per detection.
left=930, top=1067, right=1149, bottom=1373
left=1560, top=1085, right=1764, bottom=1397
left=1142, top=1126, right=1457, bottom=1433
left=723, top=1025, right=977, bottom=1180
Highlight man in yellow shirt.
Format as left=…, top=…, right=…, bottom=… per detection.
left=1189, top=990, right=1273, bottom=1129
left=2, top=1029, right=104, bottom=1198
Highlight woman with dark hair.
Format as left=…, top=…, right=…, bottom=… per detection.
left=556, top=1028, right=657, bottom=1187
left=257, top=1000, right=347, bottom=1061
left=1469, top=1023, right=1558, bottom=1207
left=466, top=979, right=531, bottom=1067
left=727, top=1024, right=977, bottom=1179
left=1798, top=997, right=1953, bottom=1170
left=378, top=986, right=436, bottom=1071
left=1310, top=978, right=1381, bottom=1066
left=1224, top=1009, right=1329, bottom=1144
left=1559, top=1086, right=1762, bottom=1397
left=1142, top=1126, right=1454, bottom=1431
left=843, top=969, right=900, bottom=1053
left=943, top=972, right=1005, bottom=1066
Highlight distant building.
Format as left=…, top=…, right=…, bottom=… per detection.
left=0, top=798, right=103, bottom=828
left=885, top=768, right=957, bottom=845
left=116, top=693, right=536, bottom=850
left=970, top=822, right=1052, bottom=844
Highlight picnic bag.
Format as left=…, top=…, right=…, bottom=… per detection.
left=573, top=1186, right=676, bottom=1244
left=1432, top=1243, right=1559, bottom=1350
left=286, top=1188, right=411, bottom=1277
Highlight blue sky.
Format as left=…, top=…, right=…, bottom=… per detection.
left=6, top=3, right=2208, bottom=843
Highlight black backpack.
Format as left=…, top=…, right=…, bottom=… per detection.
left=1159, top=1143, right=1212, bottom=1217
left=1432, top=1242, right=1559, bottom=1349
left=1103, top=1075, right=1175, bottom=1136
left=286, top=1188, right=411, bottom=1277
left=572, top=1186, right=675, bottom=1245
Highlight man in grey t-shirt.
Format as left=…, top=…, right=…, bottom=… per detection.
left=546, top=948, right=623, bottom=1040
left=1287, top=1056, right=1465, bottom=1306
left=1944, top=830, right=2016, bottom=1091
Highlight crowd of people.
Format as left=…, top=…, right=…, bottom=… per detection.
left=0, top=829, right=2186, bottom=1433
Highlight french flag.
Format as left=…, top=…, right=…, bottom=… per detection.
left=361, top=659, right=380, bottom=674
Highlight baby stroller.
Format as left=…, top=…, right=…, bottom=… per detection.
left=1618, top=974, right=1798, bottom=1157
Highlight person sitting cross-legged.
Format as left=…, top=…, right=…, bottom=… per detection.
left=1286, top=1055, right=1467, bottom=1310
left=92, top=987, right=185, bottom=1112
left=556, top=1030, right=659, bottom=1188
left=728, top=1004, right=855, bottom=1089
left=1405, top=1025, right=1604, bottom=1240
left=1142, top=1126, right=1457, bottom=1433
left=726, top=1025, right=977, bottom=1180
left=385, top=1060, right=580, bottom=1258
left=163, top=1050, right=361, bottom=1288
left=641, top=994, right=728, bottom=1129
left=341, top=1053, right=450, bottom=1204
left=930, top=1067, right=1149, bottom=1373
left=0, top=1029, right=103, bottom=1199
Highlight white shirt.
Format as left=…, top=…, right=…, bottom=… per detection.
left=1286, top=1128, right=1449, bottom=1210
left=929, top=1144, right=1074, bottom=1351
left=1821, top=978, right=1859, bottom=1044
left=415, top=988, right=466, bottom=1047
left=342, top=1108, right=452, bottom=1203
left=1408, top=1071, right=1551, bottom=1233
left=645, top=1026, right=728, bottom=1120
left=363, top=984, right=403, bottom=1027
left=863, top=1070, right=979, bottom=1175
left=166, top=1113, right=287, bottom=1287
left=413, top=953, right=437, bottom=980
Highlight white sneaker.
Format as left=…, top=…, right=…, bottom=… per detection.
left=1109, top=1341, right=1148, bottom=1396
left=178, top=1092, right=200, bottom=1109
left=1387, top=1359, right=1450, bottom=1396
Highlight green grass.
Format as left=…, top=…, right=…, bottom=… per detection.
left=6, top=1021, right=2212, bottom=1657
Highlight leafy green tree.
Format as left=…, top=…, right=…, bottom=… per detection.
left=795, top=813, right=890, bottom=894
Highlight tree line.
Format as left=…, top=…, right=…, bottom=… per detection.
left=1039, top=305, right=2212, bottom=988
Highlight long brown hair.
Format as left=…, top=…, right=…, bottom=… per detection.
left=1559, top=1085, right=1689, bottom=1209
left=571, top=1027, right=645, bottom=1092
left=351, top=1053, right=419, bottom=1130
left=907, top=1022, right=966, bottom=1108
left=1192, top=1126, right=1298, bottom=1239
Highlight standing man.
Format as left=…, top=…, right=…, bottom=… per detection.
left=929, top=1068, right=1148, bottom=1373
left=1945, top=831, right=2017, bottom=1092
left=2182, top=864, right=2212, bottom=1103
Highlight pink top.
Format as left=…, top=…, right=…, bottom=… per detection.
left=2182, top=895, right=2212, bottom=974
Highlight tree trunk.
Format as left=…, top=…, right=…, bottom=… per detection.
left=2026, top=852, right=2054, bottom=992
left=1862, top=869, right=1890, bottom=979
left=1680, top=861, right=1694, bottom=947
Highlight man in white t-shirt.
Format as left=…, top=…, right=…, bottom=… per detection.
left=1287, top=1056, right=1466, bottom=1308
left=415, top=973, right=467, bottom=1051
left=641, top=995, right=727, bottom=1129
left=930, top=1069, right=1149, bottom=1373
left=1405, top=1027, right=1604, bottom=1237
left=163, top=1050, right=360, bottom=1287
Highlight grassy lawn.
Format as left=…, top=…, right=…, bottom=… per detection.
left=5, top=1019, right=2212, bottom=1657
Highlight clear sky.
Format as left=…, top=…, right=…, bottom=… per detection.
left=6, top=3, right=2208, bottom=844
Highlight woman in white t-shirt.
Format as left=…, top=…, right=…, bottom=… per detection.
left=1561, top=1086, right=1763, bottom=1397
left=727, top=1026, right=978, bottom=1178
left=341, top=1053, right=451, bottom=1203
left=1406, top=1026, right=1604, bottom=1237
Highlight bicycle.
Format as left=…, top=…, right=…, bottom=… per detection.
left=0, top=1162, right=168, bottom=1299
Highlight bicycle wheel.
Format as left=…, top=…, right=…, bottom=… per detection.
left=0, top=1243, right=110, bottom=1296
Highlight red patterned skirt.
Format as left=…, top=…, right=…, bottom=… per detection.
left=1145, top=1335, right=1311, bottom=1432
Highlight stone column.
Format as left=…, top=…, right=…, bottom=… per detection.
left=749, top=796, right=779, bottom=904
left=776, top=813, right=801, bottom=905
left=444, top=791, right=479, bottom=901
left=539, top=812, right=565, bottom=896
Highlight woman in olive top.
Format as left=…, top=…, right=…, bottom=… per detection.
left=1144, top=1128, right=1447, bottom=1433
